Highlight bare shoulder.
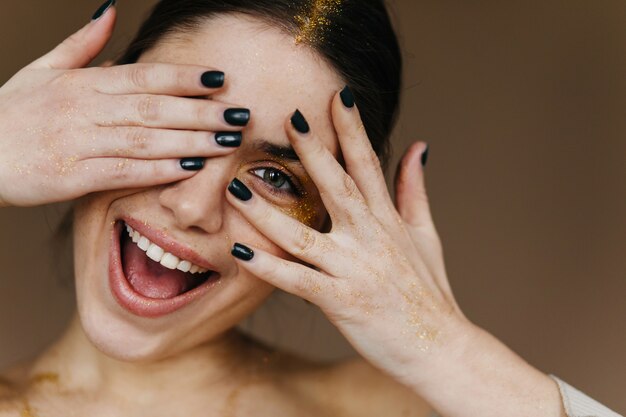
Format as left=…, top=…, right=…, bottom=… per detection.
left=0, top=375, right=18, bottom=400
left=0, top=361, right=30, bottom=415
left=0, top=376, right=20, bottom=416
left=284, top=356, right=434, bottom=417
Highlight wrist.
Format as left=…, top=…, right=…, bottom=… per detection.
left=406, top=319, right=564, bottom=417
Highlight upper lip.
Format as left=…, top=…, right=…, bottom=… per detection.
left=121, top=217, right=218, bottom=271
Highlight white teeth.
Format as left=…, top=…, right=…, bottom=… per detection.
left=177, top=260, right=192, bottom=273
left=160, top=253, right=179, bottom=269
left=146, top=243, right=165, bottom=262
left=138, top=236, right=150, bottom=251
left=124, top=224, right=209, bottom=274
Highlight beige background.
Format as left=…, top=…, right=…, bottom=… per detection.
left=1, top=0, right=624, bottom=412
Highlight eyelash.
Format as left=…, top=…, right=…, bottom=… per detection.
left=249, top=166, right=304, bottom=198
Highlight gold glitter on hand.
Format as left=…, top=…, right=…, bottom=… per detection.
left=295, top=0, right=343, bottom=45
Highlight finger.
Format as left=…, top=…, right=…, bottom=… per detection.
left=100, top=94, right=250, bottom=131
left=231, top=243, right=332, bottom=304
left=86, top=127, right=241, bottom=159
left=394, top=141, right=434, bottom=229
left=94, top=63, right=227, bottom=96
left=76, top=157, right=202, bottom=191
left=331, top=87, right=396, bottom=212
left=285, top=110, right=369, bottom=223
left=393, top=143, right=460, bottom=310
left=225, top=178, right=335, bottom=271
left=29, top=1, right=116, bottom=70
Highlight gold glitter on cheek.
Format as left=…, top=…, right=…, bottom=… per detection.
left=279, top=192, right=319, bottom=227
left=295, top=0, right=343, bottom=45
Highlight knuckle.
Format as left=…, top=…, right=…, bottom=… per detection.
left=127, top=66, right=149, bottom=89
left=135, top=96, right=160, bottom=122
left=110, top=167, right=129, bottom=182
left=109, top=159, right=134, bottom=181
left=293, top=226, right=318, bottom=255
left=193, top=102, right=209, bottom=125
left=126, top=128, right=150, bottom=150
left=295, top=269, right=318, bottom=295
left=341, top=175, right=360, bottom=200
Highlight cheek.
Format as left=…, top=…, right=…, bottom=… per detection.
left=72, top=195, right=112, bottom=279
left=277, top=195, right=326, bottom=229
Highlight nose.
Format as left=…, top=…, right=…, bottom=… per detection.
left=158, top=160, right=230, bottom=234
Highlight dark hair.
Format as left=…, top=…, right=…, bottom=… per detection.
left=117, top=0, right=402, bottom=168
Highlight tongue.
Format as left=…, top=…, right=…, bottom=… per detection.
left=122, top=235, right=195, bottom=299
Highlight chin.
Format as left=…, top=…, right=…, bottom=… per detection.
left=71, top=197, right=275, bottom=363
left=78, top=307, right=176, bottom=362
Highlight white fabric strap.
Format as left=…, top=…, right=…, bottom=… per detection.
left=550, top=375, right=623, bottom=417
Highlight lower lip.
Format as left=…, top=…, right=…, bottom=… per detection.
left=108, top=222, right=220, bottom=318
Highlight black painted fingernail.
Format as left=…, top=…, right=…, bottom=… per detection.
left=232, top=243, right=254, bottom=261
left=228, top=178, right=252, bottom=201
left=224, top=108, right=250, bottom=127
left=180, top=158, right=205, bottom=171
left=291, top=109, right=310, bottom=134
left=215, top=132, right=242, bottom=147
left=201, top=71, right=225, bottom=88
left=92, top=0, right=116, bottom=20
left=340, top=86, right=355, bottom=108
left=421, top=145, right=430, bottom=167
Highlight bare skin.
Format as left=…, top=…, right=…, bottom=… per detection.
left=0, top=5, right=570, bottom=417
left=0, top=323, right=432, bottom=417
left=0, top=7, right=244, bottom=208
left=0, top=13, right=433, bottom=417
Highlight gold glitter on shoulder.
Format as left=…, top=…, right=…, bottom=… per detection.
left=295, top=0, right=343, bottom=45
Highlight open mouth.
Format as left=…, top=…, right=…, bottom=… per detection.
left=109, top=220, right=221, bottom=318
left=121, top=224, right=213, bottom=299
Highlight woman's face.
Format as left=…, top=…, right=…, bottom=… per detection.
left=73, top=14, right=343, bottom=361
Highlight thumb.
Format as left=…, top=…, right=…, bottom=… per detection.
left=28, top=1, right=117, bottom=70
left=394, top=141, right=434, bottom=228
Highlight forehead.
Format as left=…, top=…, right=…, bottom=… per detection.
left=139, top=14, right=344, bottom=154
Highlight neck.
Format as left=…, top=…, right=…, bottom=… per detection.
left=27, top=313, right=268, bottom=402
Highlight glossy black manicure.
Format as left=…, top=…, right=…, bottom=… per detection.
left=224, top=108, right=250, bottom=127
left=232, top=243, right=254, bottom=261
left=180, top=158, right=205, bottom=171
left=340, top=86, right=355, bottom=108
left=92, top=0, right=116, bottom=20
left=291, top=109, right=310, bottom=134
left=228, top=178, right=253, bottom=201
left=201, top=71, right=225, bottom=88
left=421, top=145, right=430, bottom=167
left=215, top=132, right=242, bottom=148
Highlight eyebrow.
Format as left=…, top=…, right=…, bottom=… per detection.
left=252, top=139, right=301, bottom=163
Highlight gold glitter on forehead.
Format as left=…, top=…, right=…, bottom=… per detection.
left=295, top=0, right=343, bottom=45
